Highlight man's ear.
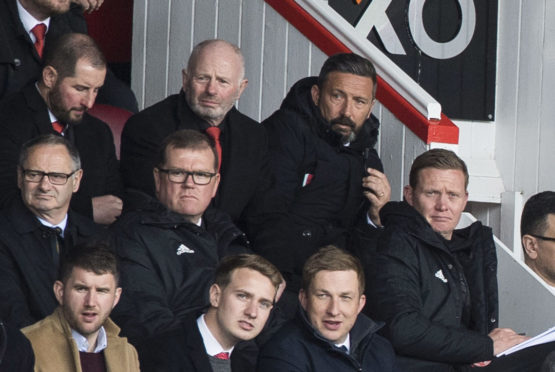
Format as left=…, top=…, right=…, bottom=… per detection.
left=112, top=287, right=122, bottom=309
left=357, top=294, right=366, bottom=315
left=403, top=185, right=414, bottom=205
left=209, top=284, right=222, bottom=308
left=365, top=99, right=376, bottom=120
left=298, top=289, right=307, bottom=311
left=310, top=85, right=320, bottom=106
left=181, top=68, right=189, bottom=90
left=522, top=235, right=539, bottom=259
left=53, top=280, right=64, bottom=306
left=153, top=168, right=161, bottom=196
left=237, top=78, right=248, bottom=98
left=71, top=169, right=83, bottom=193
left=17, top=167, right=23, bottom=190
left=42, top=66, right=58, bottom=89
left=210, top=173, right=220, bottom=199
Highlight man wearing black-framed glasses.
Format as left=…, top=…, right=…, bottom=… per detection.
left=0, top=134, right=101, bottom=329
left=521, top=191, right=555, bottom=295
left=111, top=129, right=251, bottom=344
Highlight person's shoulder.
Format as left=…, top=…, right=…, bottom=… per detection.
left=73, top=114, right=117, bottom=151
left=130, top=94, right=180, bottom=122
left=68, top=210, right=103, bottom=236
left=103, top=317, right=141, bottom=370
left=21, top=312, right=58, bottom=339
left=0, top=88, right=25, bottom=106
left=123, top=94, right=180, bottom=134
left=79, top=113, right=114, bottom=135
left=0, top=199, right=34, bottom=234
left=110, top=201, right=169, bottom=239
left=262, top=108, right=314, bottom=149
left=228, top=106, right=259, bottom=125
left=263, top=105, right=302, bottom=127
left=0, top=206, right=12, bottom=225
left=261, top=320, right=307, bottom=352
left=0, top=89, right=30, bottom=120
left=111, top=209, right=148, bottom=232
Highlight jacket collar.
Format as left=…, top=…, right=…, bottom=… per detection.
left=53, top=306, right=122, bottom=341
left=380, top=201, right=485, bottom=254
left=280, top=76, right=380, bottom=151
left=9, top=195, right=97, bottom=238
left=297, top=303, right=383, bottom=356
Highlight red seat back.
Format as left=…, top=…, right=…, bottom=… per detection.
left=88, top=103, right=132, bottom=159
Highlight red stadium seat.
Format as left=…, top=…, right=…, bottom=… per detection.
left=88, top=103, right=132, bottom=159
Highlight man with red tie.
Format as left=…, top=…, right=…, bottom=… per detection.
left=0, top=32, right=123, bottom=224
left=0, top=0, right=138, bottom=112
left=120, top=39, right=269, bottom=231
left=137, top=253, right=283, bottom=372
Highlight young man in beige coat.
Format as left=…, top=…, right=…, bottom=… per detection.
left=22, top=242, right=139, bottom=372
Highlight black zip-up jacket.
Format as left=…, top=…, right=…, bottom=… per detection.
left=110, top=192, right=249, bottom=344
left=251, top=76, right=383, bottom=291
left=368, top=201, right=498, bottom=370
left=257, top=307, right=398, bottom=371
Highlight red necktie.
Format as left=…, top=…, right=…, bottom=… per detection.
left=52, top=121, right=64, bottom=134
left=31, top=23, right=47, bottom=57
left=205, top=126, right=222, bottom=172
left=214, top=352, right=229, bottom=360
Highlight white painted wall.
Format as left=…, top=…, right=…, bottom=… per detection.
left=130, top=0, right=426, bottom=201
left=496, top=1, right=555, bottom=210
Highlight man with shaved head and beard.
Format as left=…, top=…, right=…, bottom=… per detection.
left=120, top=39, right=269, bottom=232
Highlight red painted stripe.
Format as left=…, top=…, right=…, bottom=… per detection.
left=265, top=0, right=458, bottom=144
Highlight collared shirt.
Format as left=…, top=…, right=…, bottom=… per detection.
left=32, top=84, right=67, bottom=135
left=16, top=0, right=51, bottom=41
left=37, top=214, right=68, bottom=238
left=71, top=326, right=108, bottom=353
left=335, top=333, right=351, bottom=353
left=196, top=314, right=234, bottom=357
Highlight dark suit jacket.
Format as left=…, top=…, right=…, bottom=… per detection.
left=0, top=0, right=86, bottom=100
left=0, top=83, right=123, bottom=218
left=0, top=0, right=138, bottom=112
left=120, top=91, right=271, bottom=229
left=0, top=197, right=102, bottom=328
left=137, top=315, right=257, bottom=372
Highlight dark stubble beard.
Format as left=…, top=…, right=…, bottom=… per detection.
left=330, top=115, right=357, bottom=144
left=47, top=85, right=85, bottom=125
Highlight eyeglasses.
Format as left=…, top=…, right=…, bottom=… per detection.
left=157, top=168, right=216, bottom=185
left=21, top=169, right=78, bottom=185
left=530, top=234, right=555, bottom=243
